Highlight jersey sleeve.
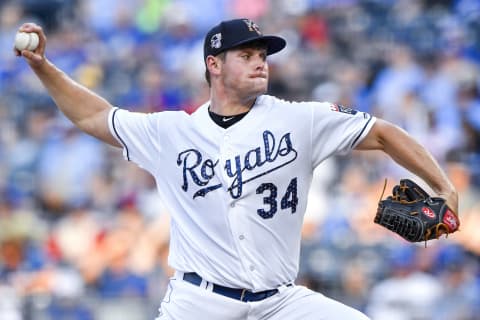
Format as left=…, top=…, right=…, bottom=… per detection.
left=108, top=107, right=169, bottom=174
left=311, top=102, right=376, bottom=168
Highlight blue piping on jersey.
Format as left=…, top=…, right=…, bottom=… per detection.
left=112, top=108, right=131, bottom=161
left=351, top=115, right=373, bottom=149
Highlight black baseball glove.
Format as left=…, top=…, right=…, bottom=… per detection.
left=374, top=179, right=460, bottom=243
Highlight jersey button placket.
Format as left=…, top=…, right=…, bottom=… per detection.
left=222, top=133, right=255, bottom=280
left=223, top=134, right=231, bottom=154
left=227, top=202, right=256, bottom=282
left=220, top=133, right=234, bottom=179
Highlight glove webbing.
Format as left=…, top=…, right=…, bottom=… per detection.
left=375, top=203, right=425, bottom=242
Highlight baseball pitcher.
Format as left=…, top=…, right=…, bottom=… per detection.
left=16, top=18, right=459, bottom=320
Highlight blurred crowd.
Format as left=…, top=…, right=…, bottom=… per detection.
left=1, top=0, right=480, bottom=319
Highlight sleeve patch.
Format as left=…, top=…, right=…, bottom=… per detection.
left=330, top=103, right=358, bottom=115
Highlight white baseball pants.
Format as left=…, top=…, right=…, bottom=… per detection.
left=155, top=273, right=370, bottom=320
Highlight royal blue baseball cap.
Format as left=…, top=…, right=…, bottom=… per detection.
left=203, top=18, right=286, bottom=62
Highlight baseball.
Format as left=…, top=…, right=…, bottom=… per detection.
left=15, top=32, right=39, bottom=51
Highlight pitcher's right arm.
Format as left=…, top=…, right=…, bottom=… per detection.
left=15, top=22, right=121, bottom=147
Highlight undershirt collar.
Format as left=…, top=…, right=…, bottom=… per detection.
left=208, top=108, right=249, bottom=129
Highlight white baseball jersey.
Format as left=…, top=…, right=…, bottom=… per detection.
left=108, top=94, right=376, bottom=292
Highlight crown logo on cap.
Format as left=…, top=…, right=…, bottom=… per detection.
left=243, top=19, right=261, bottom=35
left=210, top=33, right=222, bottom=49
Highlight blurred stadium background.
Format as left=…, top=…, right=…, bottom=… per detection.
left=1, top=0, right=480, bottom=319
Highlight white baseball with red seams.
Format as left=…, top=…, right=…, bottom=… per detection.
left=15, top=32, right=39, bottom=51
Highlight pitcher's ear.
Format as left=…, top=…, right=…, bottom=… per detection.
left=206, top=55, right=221, bottom=75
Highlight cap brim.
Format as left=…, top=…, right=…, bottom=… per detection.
left=263, top=36, right=287, bottom=55
left=228, top=35, right=286, bottom=56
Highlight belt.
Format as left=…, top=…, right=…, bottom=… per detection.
left=182, top=272, right=282, bottom=302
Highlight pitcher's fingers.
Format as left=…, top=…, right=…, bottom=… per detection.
left=21, top=49, right=41, bottom=61
left=18, top=22, right=41, bottom=33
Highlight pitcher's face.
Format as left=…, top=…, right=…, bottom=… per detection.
left=220, top=47, right=269, bottom=100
